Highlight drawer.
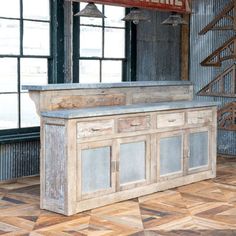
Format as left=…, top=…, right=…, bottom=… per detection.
left=187, top=110, right=213, bottom=125
left=77, top=120, right=114, bottom=138
left=157, top=112, right=184, bottom=128
left=117, top=116, right=151, bottom=133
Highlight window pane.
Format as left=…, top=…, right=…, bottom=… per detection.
left=79, top=3, right=102, bottom=26
left=0, top=58, right=17, bottom=92
left=0, top=94, right=18, bottom=130
left=104, top=28, right=125, bottom=58
left=23, top=21, right=50, bottom=56
left=21, top=58, right=48, bottom=91
left=79, top=60, right=100, bottom=83
left=0, top=19, right=20, bottom=55
left=20, top=93, right=39, bottom=127
left=23, top=0, right=50, bottom=20
left=104, top=6, right=125, bottom=27
left=80, top=26, right=102, bottom=57
left=0, top=0, right=20, bottom=18
left=102, top=61, right=122, bottom=83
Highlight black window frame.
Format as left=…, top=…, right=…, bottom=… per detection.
left=0, top=0, right=53, bottom=142
left=72, top=3, right=135, bottom=83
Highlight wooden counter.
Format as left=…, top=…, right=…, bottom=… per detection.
left=24, top=82, right=218, bottom=216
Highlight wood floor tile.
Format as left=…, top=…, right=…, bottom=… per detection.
left=0, top=157, right=236, bottom=235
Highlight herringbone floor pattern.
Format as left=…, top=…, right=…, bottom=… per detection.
left=0, top=157, right=236, bottom=235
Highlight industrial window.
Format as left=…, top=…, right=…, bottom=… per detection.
left=0, top=0, right=51, bottom=132
left=74, top=3, right=126, bottom=83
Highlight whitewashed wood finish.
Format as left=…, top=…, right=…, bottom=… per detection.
left=41, top=106, right=217, bottom=215
left=187, top=109, right=213, bottom=125
left=117, top=115, right=151, bottom=133
left=77, top=119, right=114, bottom=138
left=43, top=124, right=66, bottom=212
left=29, top=85, right=193, bottom=114
left=157, top=112, right=185, bottom=128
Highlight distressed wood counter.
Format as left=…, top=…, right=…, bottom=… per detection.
left=23, top=82, right=218, bottom=216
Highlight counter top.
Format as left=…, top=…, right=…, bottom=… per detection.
left=41, top=101, right=218, bottom=119
left=23, top=81, right=192, bottom=91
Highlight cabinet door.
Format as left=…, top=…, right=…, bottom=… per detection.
left=117, top=136, right=150, bottom=191
left=188, top=128, right=210, bottom=173
left=157, top=131, right=184, bottom=181
left=77, top=140, right=115, bottom=200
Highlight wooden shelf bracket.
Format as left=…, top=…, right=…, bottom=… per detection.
left=197, top=63, right=236, bottom=97
left=200, top=36, right=236, bottom=67
left=199, top=0, right=236, bottom=35
left=218, top=102, right=236, bottom=131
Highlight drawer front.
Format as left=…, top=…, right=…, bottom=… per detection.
left=157, top=112, right=184, bottom=128
left=117, top=116, right=151, bottom=133
left=77, top=120, right=114, bottom=138
left=187, top=110, right=212, bottom=125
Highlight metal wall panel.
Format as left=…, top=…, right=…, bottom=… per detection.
left=0, top=140, right=40, bottom=181
left=190, top=0, right=236, bottom=156
left=136, top=10, right=181, bottom=81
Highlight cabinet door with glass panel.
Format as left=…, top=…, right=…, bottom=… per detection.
left=187, top=127, right=211, bottom=174
left=157, top=131, right=184, bottom=181
left=117, top=135, right=151, bottom=191
left=77, top=140, right=116, bottom=200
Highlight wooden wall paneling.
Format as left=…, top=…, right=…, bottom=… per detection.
left=218, top=102, right=236, bottom=131
left=197, top=64, right=236, bottom=97
left=199, top=0, right=236, bottom=35
left=200, top=36, right=236, bottom=67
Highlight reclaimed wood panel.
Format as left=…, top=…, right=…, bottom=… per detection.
left=117, top=115, right=151, bottom=133
left=44, top=124, right=66, bottom=212
left=77, top=119, right=114, bottom=138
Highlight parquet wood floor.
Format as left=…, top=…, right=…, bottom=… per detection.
left=1, top=157, right=236, bottom=235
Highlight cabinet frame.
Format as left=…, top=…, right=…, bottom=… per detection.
left=116, top=135, right=151, bottom=191
left=77, top=140, right=116, bottom=201
left=186, top=126, right=212, bottom=174
left=157, top=130, right=185, bottom=181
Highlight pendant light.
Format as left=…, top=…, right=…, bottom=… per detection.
left=74, top=2, right=106, bottom=18
left=161, top=12, right=188, bottom=26
left=122, top=8, right=150, bottom=25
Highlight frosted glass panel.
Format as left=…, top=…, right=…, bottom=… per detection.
left=0, top=0, right=20, bottom=18
left=79, top=60, right=100, bottom=83
left=104, top=6, right=125, bottom=27
left=80, top=26, right=102, bottom=57
left=0, top=94, right=18, bottom=129
left=21, top=58, right=48, bottom=91
left=23, top=0, right=50, bottom=21
left=82, top=146, right=111, bottom=193
left=120, top=141, right=146, bottom=185
left=20, top=93, right=40, bottom=127
left=160, top=136, right=182, bottom=176
left=23, top=21, right=50, bottom=55
left=102, top=61, right=122, bottom=83
left=0, top=58, right=17, bottom=92
left=189, top=132, right=208, bottom=169
left=104, top=28, right=125, bottom=58
left=0, top=19, right=20, bottom=55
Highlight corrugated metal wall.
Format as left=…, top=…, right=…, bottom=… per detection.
left=0, top=140, right=40, bottom=181
left=136, top=10, right=181, bottom=81
left=190, top=0, right=236, bottom=156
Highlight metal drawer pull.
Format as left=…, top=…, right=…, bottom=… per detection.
left=130, top=122, right=142, bottom=127
left=197, top=117, right=204, bottom=119
left=91, top=128, right=101, bottom=131
left=168, top=119, right=176, bottom=123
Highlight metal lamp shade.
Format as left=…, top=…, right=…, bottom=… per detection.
left=161, top=13, right=188, bottom=26
left=122, top=8, right=150, bottom=24
left=75, top=2, right=106, bottom=18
